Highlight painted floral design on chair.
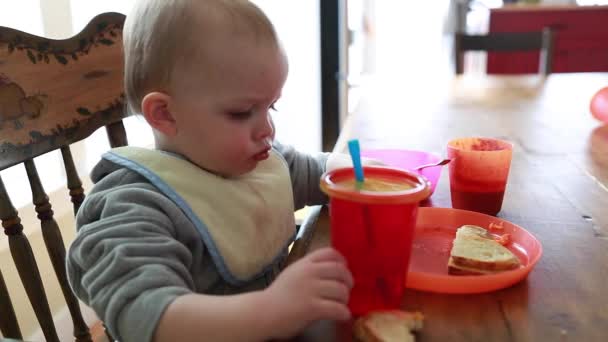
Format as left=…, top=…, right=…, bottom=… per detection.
left=5, top=21, right=120, bottom=66
left=0, top=73, right=47, bottom=130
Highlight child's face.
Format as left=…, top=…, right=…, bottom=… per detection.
left=169, top=38, right=288, bottom=177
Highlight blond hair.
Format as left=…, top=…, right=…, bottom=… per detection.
left=123, top=0, right=278, bottom=113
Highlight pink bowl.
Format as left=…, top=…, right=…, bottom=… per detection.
left=361, top=149, right=444, bottom=195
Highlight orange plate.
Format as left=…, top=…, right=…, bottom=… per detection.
left=406, top=207, right=542, bottom=294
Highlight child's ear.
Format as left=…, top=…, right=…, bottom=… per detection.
left=141, top=92, right=177, bottom=136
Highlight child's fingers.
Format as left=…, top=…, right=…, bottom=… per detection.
left=315, top=300, right=351, bottom=322
left=307, top=248, right=346, bottom=264
left=313, top=262, right=354, bottom=288
left=316, top=280, right=350, bottom=303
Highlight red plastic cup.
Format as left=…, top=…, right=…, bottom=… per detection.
left=320, top=166, right=431, bottom=315
left=447, top=137, right=513, bottom=216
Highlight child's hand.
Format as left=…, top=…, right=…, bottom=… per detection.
left=263, top=247, right=354, bottom=339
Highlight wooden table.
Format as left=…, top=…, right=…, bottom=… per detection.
left=288, top=73, right=608, bottom=341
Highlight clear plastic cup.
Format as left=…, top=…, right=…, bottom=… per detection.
left=320, top=166, right=430, bottom=315
left=447, top=137, right=513, bottom=216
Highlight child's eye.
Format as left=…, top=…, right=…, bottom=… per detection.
left=228, top=110, right=253, bottom=120
left=270, top=102, right=278, bottom=111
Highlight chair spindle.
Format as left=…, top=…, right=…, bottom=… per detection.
left=0, top=176, right=60, bottom=342
left=61, top=146, right=86, bottom=215
left=0, top=269, right=23, bottom=339
left=24, top=159, right=92, bottom=342
left=106, top=120, right=129, bottom=148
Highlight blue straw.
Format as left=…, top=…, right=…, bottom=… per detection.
left=348, top=139, right=365, bottom=183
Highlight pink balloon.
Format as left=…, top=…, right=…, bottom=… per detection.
left=590, top=87, right=608, bottom=123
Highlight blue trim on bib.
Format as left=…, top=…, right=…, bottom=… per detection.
left=102, top=150, right=295, bottom=286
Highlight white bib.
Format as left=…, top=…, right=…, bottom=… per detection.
left=103, top=146, right=296, bottom=285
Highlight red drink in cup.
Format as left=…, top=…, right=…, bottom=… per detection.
left=447, top=137, right=513, bottom=216
left=320, top=166, right=430, bottom=315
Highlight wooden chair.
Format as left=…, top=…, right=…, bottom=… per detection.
left=0, top=12, right=127, bottom=342
left=454, top=27, right=554, bottom=75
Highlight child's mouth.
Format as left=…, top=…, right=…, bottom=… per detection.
left=253, top=149, right=270, bottom=161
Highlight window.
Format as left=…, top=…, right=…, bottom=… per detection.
left=0, top=0, right=44, bottom=36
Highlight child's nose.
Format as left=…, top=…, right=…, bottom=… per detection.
left=255, top=113, right=274, bottom=141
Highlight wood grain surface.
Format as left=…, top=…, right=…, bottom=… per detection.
left=289, top=73, right=608, bottom=341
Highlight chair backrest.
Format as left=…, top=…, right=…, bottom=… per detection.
left=0, top=12, right=127, bottom=342
left=454, top=27, right=554, bottom=75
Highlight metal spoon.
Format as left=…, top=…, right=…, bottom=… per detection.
left=415, top=158, right=451, bottom=171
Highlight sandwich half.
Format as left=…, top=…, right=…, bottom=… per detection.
left=448, top=225, right=520, bottom=275
left=353, top=310, right=424, bottom=342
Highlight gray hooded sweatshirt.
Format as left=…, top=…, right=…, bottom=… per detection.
left=66, top=142, right=328, bottom=342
